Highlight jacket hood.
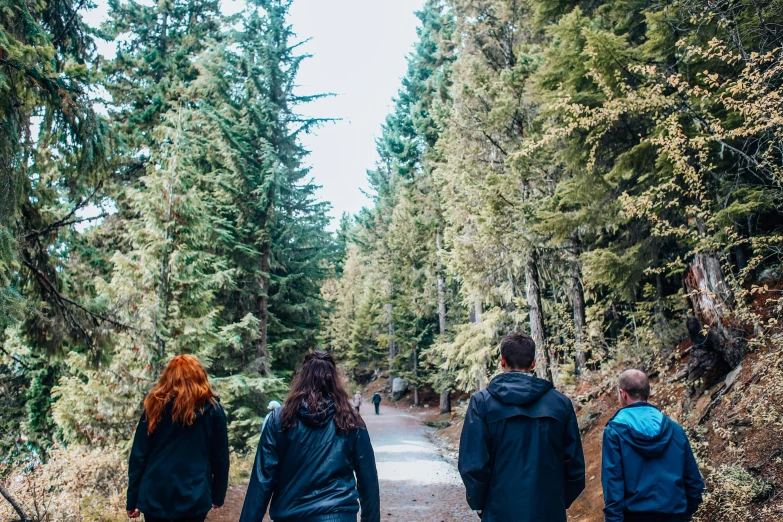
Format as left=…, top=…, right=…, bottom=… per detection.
left=609, top=403, right=673, bottom=458
left=298, top=399, right=336, bottom=428
left=487, top=371, right=553, bottom=406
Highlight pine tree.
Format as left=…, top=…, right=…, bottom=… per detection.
left=1, top=0, right=108, bottom=454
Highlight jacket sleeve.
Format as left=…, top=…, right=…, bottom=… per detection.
left=239, top=411, right=281, bottom=522
left=210, top=404, right=230, bottom=507
left=601, top=426, right=625, bottom=522
left=458, top=394, right=491, bottom=511
left=126, top=414, right=150, bottom=511
left=352, top=427, right=381, bottom=522
left=683, top=436, right=705, bottom=520
left=563, top=406, right=586, bottom=508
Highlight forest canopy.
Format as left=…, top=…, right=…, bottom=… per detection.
left=1, top=0, right=335, bottom=458
left=321, top=0, right=783, bottom=410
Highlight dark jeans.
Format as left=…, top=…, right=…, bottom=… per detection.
left=374, top=402, right=379, bottom=414
left=354, top=405, right=360, bottom=412
left=624, top=513, right=687, bottom=522
left=145, top=514, right=208, bottom=522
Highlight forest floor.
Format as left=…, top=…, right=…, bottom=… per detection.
left=206, top=396, right=476, bottom=522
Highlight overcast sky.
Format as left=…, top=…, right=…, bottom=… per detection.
left=84, top=0, right=424, bottom=228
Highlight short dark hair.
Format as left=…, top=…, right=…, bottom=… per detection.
left=500, top=333, right=536, bottom=370
left=618, top=370, right=650, bottom=402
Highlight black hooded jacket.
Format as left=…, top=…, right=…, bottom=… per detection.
left=239, top=400, right=380, bottom=522
left=126, top=399, right=229, bottom=519
left=458, top=372, right=585, bottom=522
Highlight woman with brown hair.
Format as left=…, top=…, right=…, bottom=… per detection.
left=126, top=354, right=229, bottom=522
left=239, top=351, right=380, bottom=522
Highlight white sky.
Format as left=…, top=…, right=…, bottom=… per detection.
left=83, top=0, right=424, bottom=228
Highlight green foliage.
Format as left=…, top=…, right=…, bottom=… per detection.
left=2, top=0, right=336, bottom=460
left=324, top=0, right=783, bottom=398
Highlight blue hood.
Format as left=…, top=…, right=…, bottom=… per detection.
left=608, top=403, right=673, bottom=458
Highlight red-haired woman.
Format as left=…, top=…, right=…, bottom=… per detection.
left=239, top=351, right=380, bottom=522
left=126, top=354, right=229, bottom=522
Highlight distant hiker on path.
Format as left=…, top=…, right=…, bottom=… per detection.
left=126, top=355, right=229, bottom=522
left=262, top=400, right=281, bottom=432
left=239, top=351, right=380, bottom=522
left=602, top=370, right=704, bottom=522
left=458, top=333, right=585, bottom=522
left=372, top=392, right=381, bottom=415
left=354, top=391, right=363, bottom=412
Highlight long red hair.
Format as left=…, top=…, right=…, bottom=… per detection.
left=144, top=354, right=218, bottom=434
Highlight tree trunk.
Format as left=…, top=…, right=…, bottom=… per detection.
left=436, top=231, right=450, bottom=414
left=255, top=242, right=271, bottom=376
left=413, top=344, right=419, bottom=407
left=0, top=483, right=31, bottom=522
left=685, top=253, right=733, bottom=338
left=569, top=244, right=586, bottom=375
left=475, top=299, right=488, bottom=391
left=525, top=252, right=552, bottom=381
left=685, top=253, right=743, bottom=367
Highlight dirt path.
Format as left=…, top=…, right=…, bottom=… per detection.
left=207, top=401, right=475, bottom=522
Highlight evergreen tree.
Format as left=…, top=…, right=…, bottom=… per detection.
left=1, top=0, right=107, bottom=454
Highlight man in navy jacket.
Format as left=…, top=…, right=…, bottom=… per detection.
left=458, top=333, right=585, bottom=521
left=602, top=370, right=704, bottom=522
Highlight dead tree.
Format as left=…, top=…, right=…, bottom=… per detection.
left=684, top=253, right=744, bottom=368
left=684, top=316, right=732, bottom=400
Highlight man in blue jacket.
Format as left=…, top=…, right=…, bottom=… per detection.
left=602, top=370, right=704, bottom=522
left=458, top=333, right=585, bottom=521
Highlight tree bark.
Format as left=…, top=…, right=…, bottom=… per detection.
left=474, top=299, right=488, bottom=391
left=436, top=231, right=450, bottom=413
left=413, top=344, right=419, bottom=407
left=255, top=242, right=271, bottom=376
left=685, top=253, right=743, bottom=367
left=685, top=253, right=733, bottom=337
left=525, top=252, right=552, bottom=381
left=0, top=483, right=31, bottom=522
left=569, top=243, right=586, bottom=375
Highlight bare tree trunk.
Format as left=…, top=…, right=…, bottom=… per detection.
left=685, top=253, right=743, bottom=367
left=436, top=231, right=451, bottom=413
left=685, top=253, right=733, bottom=338
left=0, top=483, right=31, bottom=522
left=525, top=252, right=552, bottom=381
left=569, top=241, right=586, bottom=375
left=386, top=277, right=396, bottom=377
left=413, top=344, right=419, bottom=407
left=255, top=242, right=271, bottom=376
left=475, top=299, right=488, bottom=391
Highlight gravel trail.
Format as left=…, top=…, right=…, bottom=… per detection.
left=207, top=401, right=475, bottom=522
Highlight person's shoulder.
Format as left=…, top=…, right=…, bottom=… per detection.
left=663, top=413, right=688, bottom=437
left=207, top=397, right=227, bottom=420
left=469, top=388, right=493, bottom=413
left=542, top=387, right=576, bottom=414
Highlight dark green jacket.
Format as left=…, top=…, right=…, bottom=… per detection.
left=126, top=399, right=229, bottom=518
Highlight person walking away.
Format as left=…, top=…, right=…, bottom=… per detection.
left=458, top=333, right=585, bottom=522
left=371, top=392, right=381, bottom=415
left=126, top=355, right=229, bottom=522
left=353, top=391, right=363, bottom=413
left=602, top=370, right=704, bottom=522
left=239, top=351, right=380, bottom=522
left=262, top=400, right=282, bottom=432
